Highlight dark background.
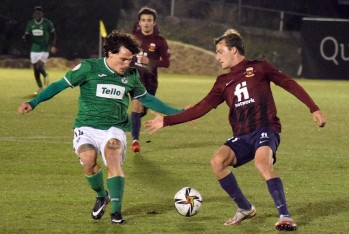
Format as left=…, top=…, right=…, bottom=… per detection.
left=1, top=0, right=348, bottom=59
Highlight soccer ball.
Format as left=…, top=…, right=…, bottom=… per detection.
left=174, top=187, right=203, bottom=217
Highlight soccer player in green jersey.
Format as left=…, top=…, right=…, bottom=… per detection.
left=22, top=6, right=57, bottom=95
left=18, top=31, right=182, bottom=225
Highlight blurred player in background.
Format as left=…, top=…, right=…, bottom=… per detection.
left=145, top=29, right=326, bottom=231
left=18, top=31, right=182, bottom=225
left=130, top=6, right=171, bottom=153
left=22, top=6, right=57, bottom=95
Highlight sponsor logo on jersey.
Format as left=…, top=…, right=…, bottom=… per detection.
left=32, top=29, right=44, bottom=36
left=234, top=81, right=255, bottom=107
left=98, top=74, right=107, bottom=77
left=244, top=67, right=255, bottom=78
left=96, top=84, right=125, bottom=100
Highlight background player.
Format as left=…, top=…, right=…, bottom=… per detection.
left=130, top=6, right=171, bottom=153
left=22, top=6, right=57, bottom=95
left=18, top=31, right=182, bottom=225
left=145, top=29, right=326, bottom=231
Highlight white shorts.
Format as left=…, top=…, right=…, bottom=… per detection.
left=73, top=126, right=127, bottom=166
left=30, top=52, right=49, bottom=64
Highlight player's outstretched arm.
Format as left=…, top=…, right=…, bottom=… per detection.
left=18, top=102, right=33, bottom=114
left=312, top=110, right=326, bottom=128
left=145, top=112, right=164, bottom=134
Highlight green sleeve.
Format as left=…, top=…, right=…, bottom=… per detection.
left=28, top=78, right=70, bottom=109
left=138, top=93, right=182, bottom=115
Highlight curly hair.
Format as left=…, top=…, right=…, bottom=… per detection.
left=214, top=29, right=245, bottom=55
left=103, top=30, right=140, bottom=57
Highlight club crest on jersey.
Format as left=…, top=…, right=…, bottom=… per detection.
left=148, top=43, right=156, bottom=52
left=121, top=77, right=128, bottom=84
left=244, top=67, right=255, bottom=78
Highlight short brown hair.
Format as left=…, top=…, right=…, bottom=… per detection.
left=214, top=29, right=245, bottom=55
left=138, top=6, right=157, bottom=21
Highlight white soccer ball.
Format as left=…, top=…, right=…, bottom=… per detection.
left=174, top=187, right=203, bottom=217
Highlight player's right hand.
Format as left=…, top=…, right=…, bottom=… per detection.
left=18, top=102, right=33, bottom=114
left=312, top=110, right=326, bottom=128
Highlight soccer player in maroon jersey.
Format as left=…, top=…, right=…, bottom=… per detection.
left=145, top=29, right=326, bottom=231
left=130, top=6, right=171, bottom=153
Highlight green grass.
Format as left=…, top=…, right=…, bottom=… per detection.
left=1, top=68, right=348, bottom=233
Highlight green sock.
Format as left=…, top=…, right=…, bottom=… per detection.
left=85, top=169, right=107, bottom=198
left=107, top=176, right=125, bottom=214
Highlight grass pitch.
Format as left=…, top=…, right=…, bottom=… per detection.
left=0, top=68, right=348, bottom=233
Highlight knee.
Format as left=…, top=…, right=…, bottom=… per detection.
left=210, top=154, right=223, bottom=172
left=106, top=138, right=122, bottom=151
left=132, top=100, right=143, bottom=113
left=78, top=144, right=98, bottom=171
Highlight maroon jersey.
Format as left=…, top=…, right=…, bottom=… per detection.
left=164, top=59, right=319, bottom=136
left=132, top=30, right=170, bottom=91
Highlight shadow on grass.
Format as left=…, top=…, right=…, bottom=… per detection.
left=295, top=198, right=349, bottom=226
left=129, top=150, right=192, bottom=188
left=21, top=94, right=37, bottom=99
left=158, top=139, right=220, bottom=150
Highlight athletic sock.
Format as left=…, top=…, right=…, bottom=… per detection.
left=131, top=112, right=142, bottom=141
left=107, top=176, right=125, bottom=214
left=34, top=68, right=42, bottom=88
left=37, top=60, right=47, bottom=77
left=267, top=177, right=290, bottom=216
left=85, top=169, right=107, bottom=198
left=219, top=172, right=251, bottom=210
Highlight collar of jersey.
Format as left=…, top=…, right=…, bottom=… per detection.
left=104, top=57, right=115, bottom=74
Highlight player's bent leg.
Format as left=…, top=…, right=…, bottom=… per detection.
left=131, top=99, right=143, bottom=153
left=255, top=147, right=296, bottom=231
left=104, top=138, right=126, bottom=224
left=210, top=145, right=236, bottom=179
left=37, top=60, right=47, bottom=77
left=254, top=146, right=277, bottom=180
left=33, top=64, right=43, bottom=94
left=78, top=144, right=109, bottom=220
left=104, top=138, right=124, bottom=177
left=78, top=144, right=99, bottom=175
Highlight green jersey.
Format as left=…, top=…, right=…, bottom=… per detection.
left=64, top=58, right=147, bottom=131
left=24, top=18, right=55, bottom=52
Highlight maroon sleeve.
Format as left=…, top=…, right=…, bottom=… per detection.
left=265, top=62, right=319, bottom=113
left=164, top=99, right=213, bottom=126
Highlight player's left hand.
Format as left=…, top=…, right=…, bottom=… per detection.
left=312, top=110, right=326, bottom=128
left=50, top=46, right=57, bottom=54
left=145, top=111, right=164, bottom=134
